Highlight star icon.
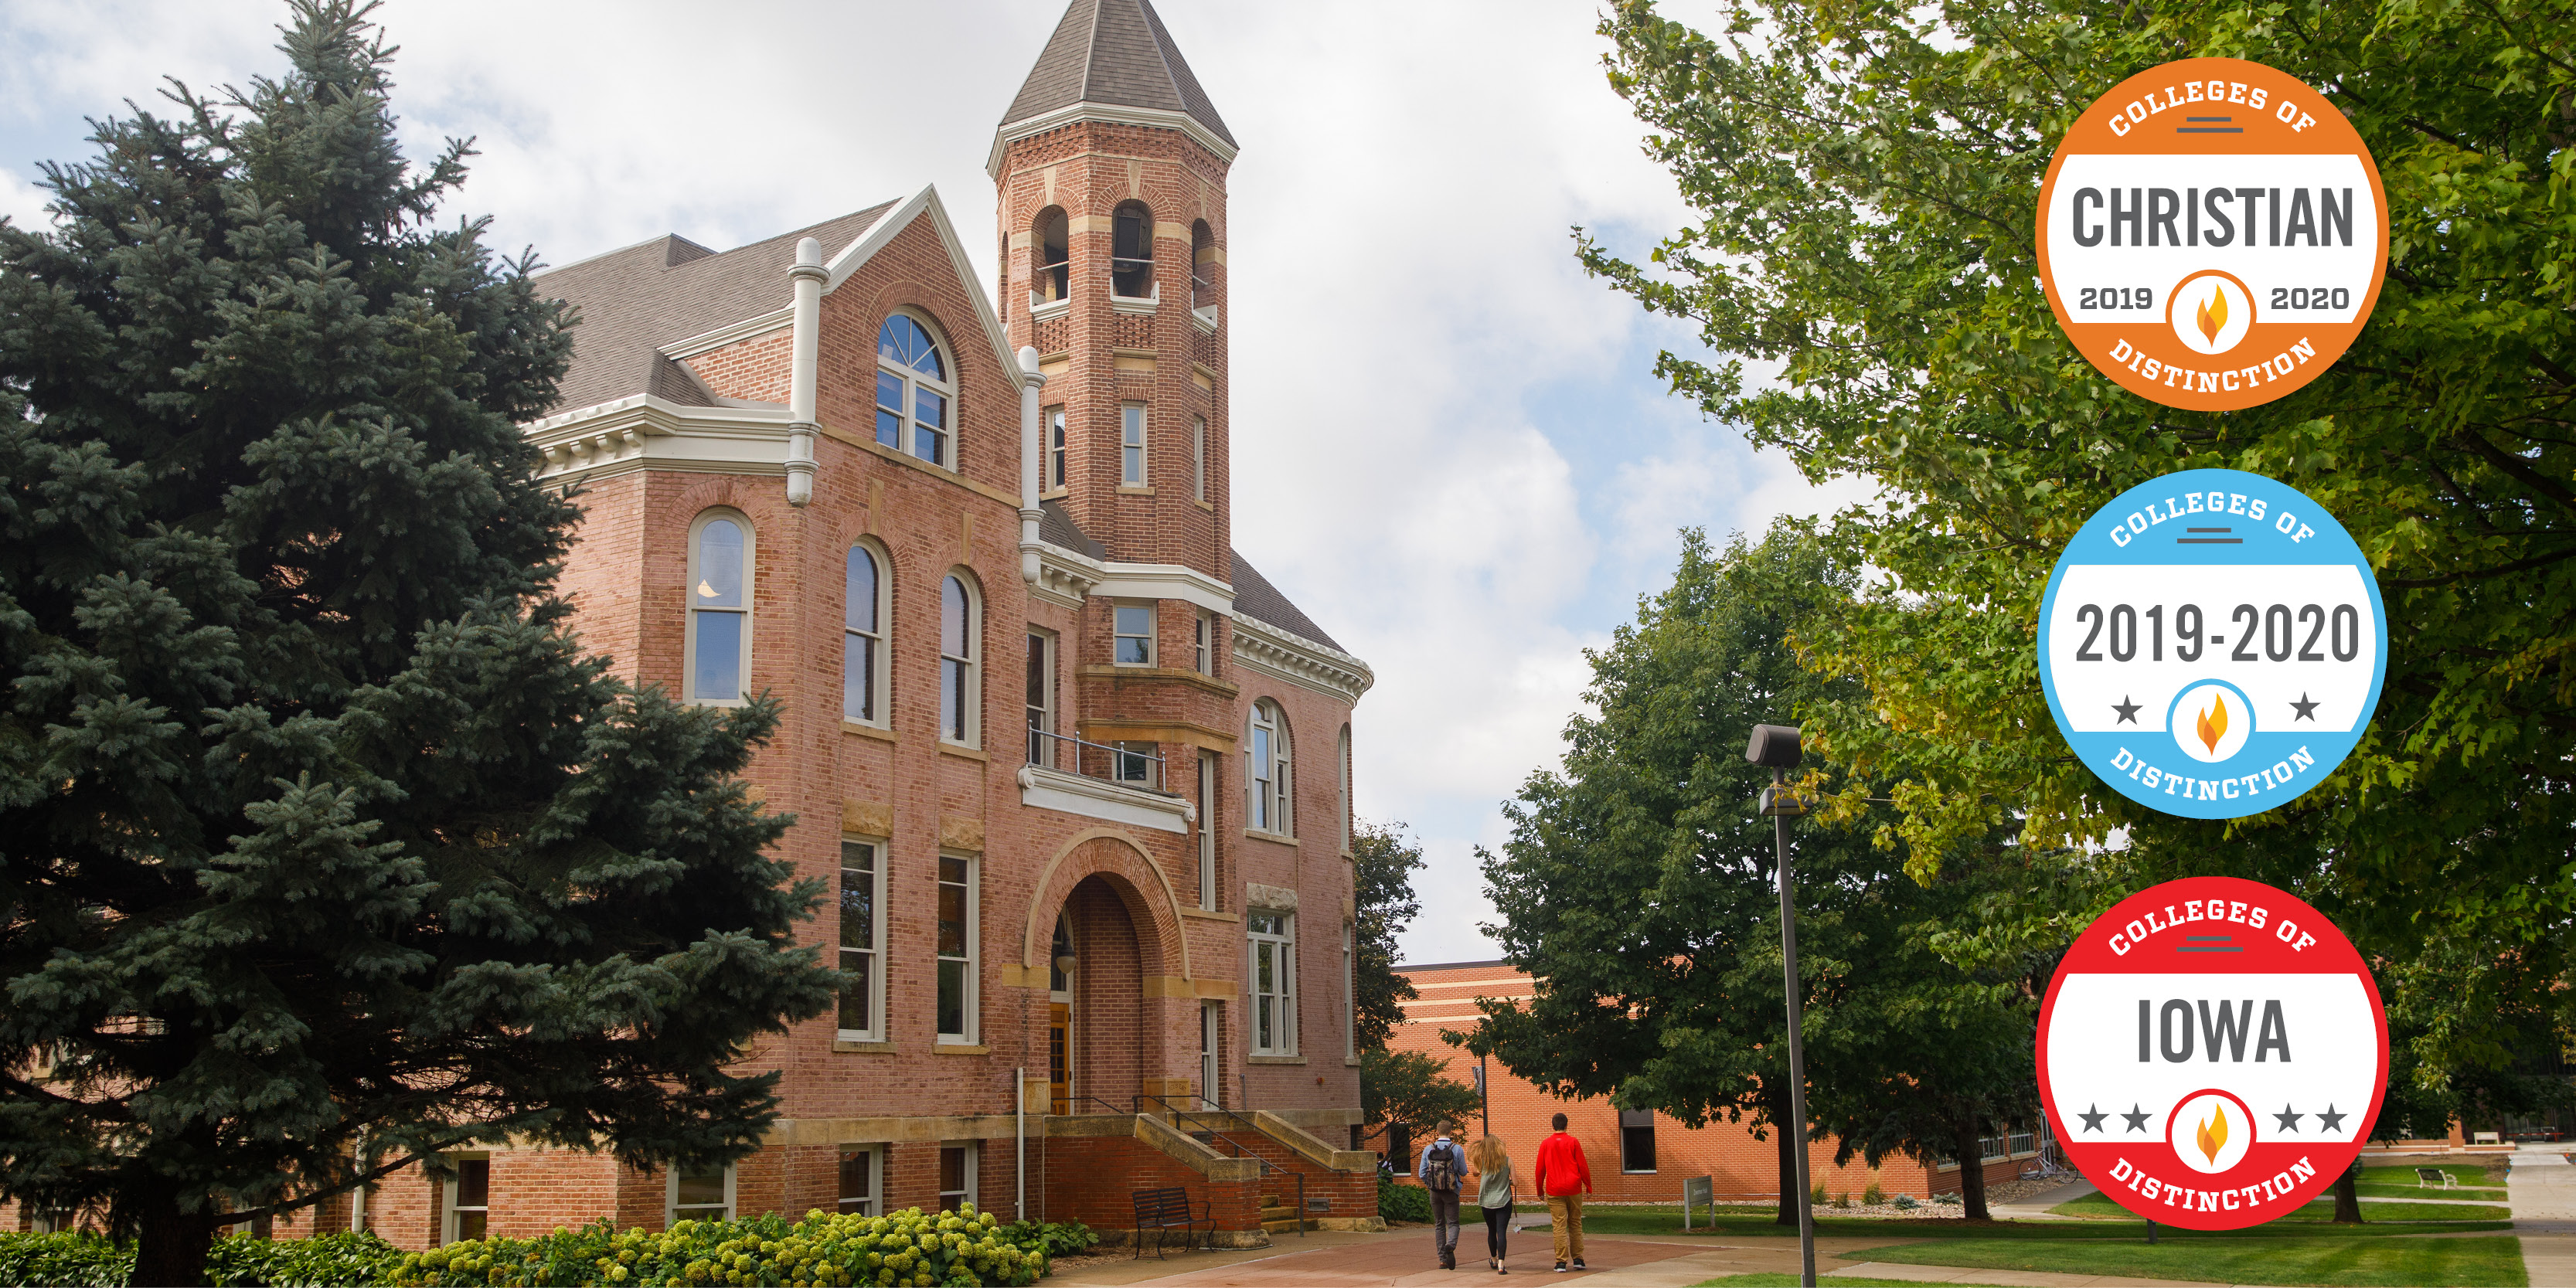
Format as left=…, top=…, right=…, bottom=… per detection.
left=2317, top=1104, right=2348, bottom=1133
left=2292, top=693, right=2320, bottom=721
left=2080, top=1104, right=2108, bottom=1133
left=2122, top=1104, right=2152, bottom=1133
left=2274, top=1104, right=2303, bottom=1132
left=2112, top=696, right=2142, bottom=725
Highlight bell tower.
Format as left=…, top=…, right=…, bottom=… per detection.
left=991, top=0, right=1234, bottom=579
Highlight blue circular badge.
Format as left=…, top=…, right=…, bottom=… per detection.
left=2037, top=469, right=2387, bottom=819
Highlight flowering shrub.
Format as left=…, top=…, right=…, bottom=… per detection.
left=0, top=1229, right=405, bottom=1286
left=990, top=1222, right=1095, bottom=1259
left=390, top=1205, right=1043, bottom=1287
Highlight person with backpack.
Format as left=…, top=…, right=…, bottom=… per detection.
left=1469, top=1133, right=1516, bottom=1273
left=1417, top=1123, right=1468, bottom=1269
left=1532, top=1113, right=1592, bottom=1272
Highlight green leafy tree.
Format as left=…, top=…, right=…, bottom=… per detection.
left=1464, top=527, right=2034, bottom=1221
left=0, top=4, right=836, bottom=1281
left=1359, top=1048, right=1484, bottom=1154
left=1352, top=818, right=1427, bottom=1051
left=1579, top=0, right=2576, bottom=1114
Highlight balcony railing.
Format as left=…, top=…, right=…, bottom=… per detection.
left=1028, top=727, right=1165, bottom=793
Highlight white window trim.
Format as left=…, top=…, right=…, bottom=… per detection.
left=1343, top=923, right=1356, bottom=1060
left=938, top=1142, right=981, bottom=1212
left=1618, top=1109, right=1659, bottom=1174
left=837, top=1144, right=883, bottom=1217
left=937, top=852, right=982, bottom=1045
left=441, top=1154, right=490, bottom=1245
left=1247, top=701, right=1293, bottom=838
left=1114, top=601, right=1157, bottom=668
left=877, top=308, right=957, bottom=471
left=1194, top=611, right=1213, bottom=675
left=837, top=837, right=886, bottom=1043
left=1248, top=909, right=1297, bottom=1056
left=684, top=508, right=753, bottom=707
left=1196, top=754, right=1217, bottom=911
left=845, top=540, right=891, bottom=727
left=1026, top=628, right=1057, bottom=766
left=665, top=1163, right=737, bottom=1225
left=940, top=571, right=983, bottom=749
left=1192, top=415, right=1207, bottom=501
left=1044, top=406, right=1067, bottom=493
left=1121, top=402, right=1148, bottom=486
left=1337, top=726, right=1353, bottom=853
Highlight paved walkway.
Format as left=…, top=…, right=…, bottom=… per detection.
left=2507, top=1148, right=2576, bottom=1288
left=1987, top=1178, right=2097, bottom=1222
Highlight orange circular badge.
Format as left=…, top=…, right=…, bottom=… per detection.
left=2038, top=58, right=2387, bottom=410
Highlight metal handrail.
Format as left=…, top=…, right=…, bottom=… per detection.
left=1027, top=727, right=1169, bottom=791
left=1135, top=1094, right=1306, bottom=1238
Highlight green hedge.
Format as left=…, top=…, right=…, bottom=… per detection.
left=1377, top=1178, right=1431, bottom=1224
left=390, top=1206, right=1042, bottom=1287
left=0, top=1229, right=405, bottom=1286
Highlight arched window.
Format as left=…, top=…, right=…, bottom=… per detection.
left=1247, top=700, right=1292, bottom=835
left=1111, top=200, right=1154, bottom=299
left=1190, top=219, right=1214, bottom=308
left=1033, top=207, right=1069, bottom=304
left=686, top=510, right=751, bottom=704
left=940, top=572, right=981, bottom=746
left=876, top=313, right=953, bottom=468
left=844, top=542, right=888, bottom=724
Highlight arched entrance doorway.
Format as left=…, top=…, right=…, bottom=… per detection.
left=1055, top=874, right=1145, bottom=1114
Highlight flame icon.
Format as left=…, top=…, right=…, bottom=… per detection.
left=2197, top=1106, right=2230, bottom=1164
left=2196, top=286, right=2230, bottom=344
left=2196, top=696, right=2230, bottom=753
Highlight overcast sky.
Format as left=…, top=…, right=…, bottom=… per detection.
left=0, top=0, right=1864, bottom=964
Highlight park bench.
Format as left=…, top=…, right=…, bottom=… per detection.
left=2415, top=1167, right=2455, bottom=1189
left=1130, top=1186, right=1207, bottom=1259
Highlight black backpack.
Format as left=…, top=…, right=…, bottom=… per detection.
left=1425, top=1143, right=1461, bottom=1192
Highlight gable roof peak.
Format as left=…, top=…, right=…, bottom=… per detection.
left=1001, top=0, right=1234, bottom=151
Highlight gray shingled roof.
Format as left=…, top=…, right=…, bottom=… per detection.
left=1002, top=0, right=1235, bottom=148
left=535, top=205, right=896, bottom=413
left=1229, top=551, right=1342, bottom=651
left=1039, top=499, right=1106, bottom=559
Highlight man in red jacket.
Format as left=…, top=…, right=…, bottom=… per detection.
left=1531, top=1113, right=1591, bottom=1272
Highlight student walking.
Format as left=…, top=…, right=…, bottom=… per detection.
left=1532, top=1113, right=1592, bottom=1273
left=1469, top=1134, right=1516, bottom=1273
left=1417, top=1124, right=1468, bottom=1269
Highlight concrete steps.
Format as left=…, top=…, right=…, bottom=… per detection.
left=1259, top=1195, right=1320, bottom=1235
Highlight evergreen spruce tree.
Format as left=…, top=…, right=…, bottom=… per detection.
left=0, top=4, right=837, bottom=1281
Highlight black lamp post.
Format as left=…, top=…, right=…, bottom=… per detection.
left=1746, top=723, right=1815, bottom=1288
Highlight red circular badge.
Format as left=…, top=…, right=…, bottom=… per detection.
left=2037, top=876, right=2387, bottom=1229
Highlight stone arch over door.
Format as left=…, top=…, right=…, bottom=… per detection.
left=1019, top=830, right=1189, bottom=981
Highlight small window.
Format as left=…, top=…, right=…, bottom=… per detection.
left=443, top=1159, right=489, bottom=1243
left=940, top=573, right=980, bottom=746
left=1045, top=406, right=1067, bottom=490
left=938, top=1144, right=979, bottom=1213
left=1113, top=740, right=1159, bottom=789
left=1196, top=753, right=1217, bottom=911
left=839, top=841, right=881, bottom=1040
left=1121, top=403, right=1148, bottom=485
left=1247, top=700, right=1292, bottom=835
left=936, top=855, right=978, bottom=1042
left=668, top=1164, right=733, bottom=1225
left=1111, top=201, right=1153, bottom=298
left=1338, top=726, right=1353, bottom=852
left=1026, top=630, right=1056, bottom=766
left=687, top=511, right=751, bottom=705
left=1194, top=611, right=1213, bottom=675
left=1034, top=208, right=1069, bottom=304
left=876, top=313, right=952, bottom=468
left=1248, top=910, right=1295, bottom=1055
left=1192, top=415, right=1207, bottom=501
left=1620, top=1108, right=1658, bottom=1174
left=844, top=544, right=886, bottom=725
left=1114, top=603, right=1155, bottom=666
left=837, top=1147, right=880, bottom=1217
left=1190, top=219, right=1215, bottom=308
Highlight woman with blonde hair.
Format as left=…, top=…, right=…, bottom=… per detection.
left=1468, top=1134, right=1516, bottom=1273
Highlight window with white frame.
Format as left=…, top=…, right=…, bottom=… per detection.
left=1114, top=603, right=1154, bottom=666
left=686, top=511, right=750, bottom=704
left=1196, top=753, right=1217, bottom=911
left=935, top=855, right=978, bottom=1042
left=1026, top=630, right=1055, bottom=766
left=837, top=1146, right=880, bottom=1216
left=1113, top=740, right=1159, bottom=789
left=839, top=840, right=882, bottom=1040
left=1193, top=611, right=1213, bottom=674
left=1343, top=923, right=1356, bottom=1060
left=1247, top=701, right=1292, bottom=835
left=940, top=573, right=980, bottom=746
left=1121, top=403, right=1148, bottom=485
left=667, top=1164, right=733, bottom=1224
left=1045, top=406, right=1067, bottom=491
left=1338, top=726, right=1353, bottom=852
left=443, top=1157, right=489, bottom=1242
left=1248, top=910, right=1295, bottom=1055
left=1619, top=1108, right=1659, bottom=1174
left=1192, top=415, right=1207, bottom=501
left=938, top=1144, right=978, bottom=1213
left=844, top=543, right=886, bottom=725
left=876, top=313, right=953, bottom=468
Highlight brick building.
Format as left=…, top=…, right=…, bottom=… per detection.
left=1390, top=962, right=2042, bottom=1205
left=12, top=0, right=1380, bottom=1251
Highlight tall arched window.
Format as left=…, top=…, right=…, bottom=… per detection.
left=1247, top=701, right=1292, bottom=835
left=686, top=510, right=751, bottom=704
left=876, top=313, right=952, bottom=468
left=1033, top=208, right=1069, bottom=304
left=1190, top=219, right=1214, bottom=308
left=1111, top=200, right=1154, bottom=299
left=844, top=542, right=888, bottom=724
left=940, top=572, right=981, bottom=746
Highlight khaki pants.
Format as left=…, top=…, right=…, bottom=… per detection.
left=1546, top=1193, right=1584, bottom=1264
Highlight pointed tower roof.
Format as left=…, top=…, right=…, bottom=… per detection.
left=999, top=0, right=1235, bottom=151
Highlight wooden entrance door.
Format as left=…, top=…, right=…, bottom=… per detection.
left=1048, top=1002, right=1070, bottom=1115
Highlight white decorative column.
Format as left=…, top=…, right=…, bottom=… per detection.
left=1017, top=345, right=1047, bottom=584
left=784, top=236, right=825, bottom=507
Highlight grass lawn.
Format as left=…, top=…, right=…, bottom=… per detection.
left=2356, top=1162, right=2507, bottom=1201
left=1856, top=1232, right=2527, bottom=1286
left=2047, top=1192, right=2509, bottom=1222
left=1695, top=1278, right=2020, bottom=1287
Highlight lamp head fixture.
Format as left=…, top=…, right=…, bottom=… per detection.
left=1053, top=952, right=1078, bottom=975
left=1745, top=724, right=1803, bottom=771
